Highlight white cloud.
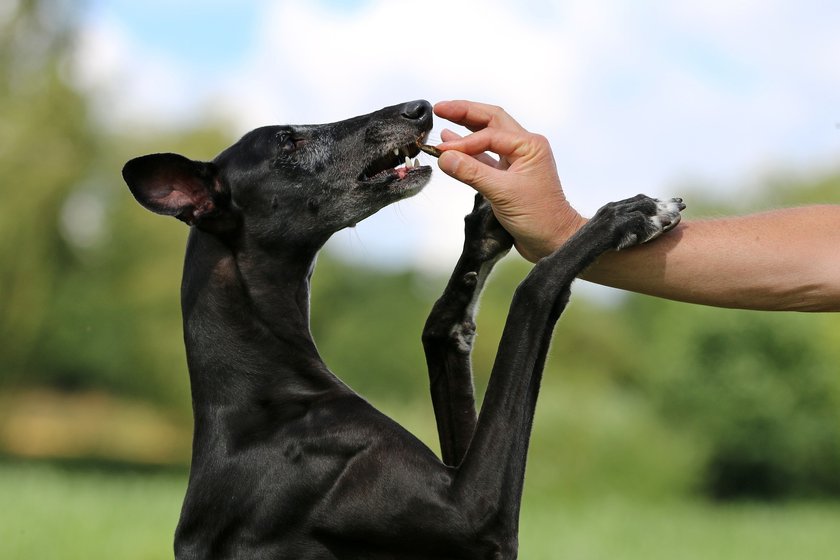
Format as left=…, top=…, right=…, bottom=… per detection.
left=214, top=0, right=583, bottom=128
left=72, top=12, right=204, bottom=128
left=75, top=0, right=840, bottom=271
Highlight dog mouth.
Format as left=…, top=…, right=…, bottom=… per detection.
left=358, top=134, right=432, bottom=185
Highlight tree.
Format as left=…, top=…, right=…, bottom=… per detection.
left=0, top=0, right=96, bottom=382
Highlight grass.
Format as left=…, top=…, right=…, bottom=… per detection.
left=0, top=462, right=185, bottom=560
left=519, top=497, right=840, bottom=559
left=2, top=462, right=839, bottom=559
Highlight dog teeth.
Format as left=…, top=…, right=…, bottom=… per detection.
left=391, top=149, right=424, bottom=173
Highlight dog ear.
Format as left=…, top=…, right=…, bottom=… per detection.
left=122, top=153, right=232, bottom=229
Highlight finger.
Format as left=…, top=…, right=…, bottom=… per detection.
left=438, top=127, right=531, bottom=164
left=437, top=150, right=508, bottom=200
left=434, top=100, right=526, bottom=134
left=439, top=129, right=499, bottom=168
left=440, top=128, right=462, bottom=142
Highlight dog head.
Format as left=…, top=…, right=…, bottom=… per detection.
left=122, top=100, right=434, bottom=249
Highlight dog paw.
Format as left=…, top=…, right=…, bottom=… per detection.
left=592, top=195, right=685, bottom=251
left=463, top=194, right=514, bottom=262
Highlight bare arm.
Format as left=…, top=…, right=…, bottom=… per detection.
left=434, top=100, right=840, bottom=312
left=582, top=207, right=840, bottom=311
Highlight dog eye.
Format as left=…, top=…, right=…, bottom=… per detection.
left=277, top=133, right=298, bottom=154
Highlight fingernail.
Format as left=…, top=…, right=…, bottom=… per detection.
left=439, top=128, right=462, bottom=143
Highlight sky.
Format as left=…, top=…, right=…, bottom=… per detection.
left=74, top=0, right=840, bottom=271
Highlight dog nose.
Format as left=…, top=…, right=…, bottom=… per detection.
left=400, top=100, right=432, bottom=122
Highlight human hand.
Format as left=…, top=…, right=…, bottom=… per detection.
left=433, top=100, right=586, bottom=262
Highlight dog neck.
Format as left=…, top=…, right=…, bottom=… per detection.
left=180, top=229, right=343, bottom=412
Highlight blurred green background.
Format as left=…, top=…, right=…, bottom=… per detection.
left=2, top=2, right=840, bottom=559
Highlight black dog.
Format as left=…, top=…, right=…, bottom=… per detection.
left=123, top=100, right=683, bottom=559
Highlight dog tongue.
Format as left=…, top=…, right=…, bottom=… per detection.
left=395, top=167, right=409, bottom=180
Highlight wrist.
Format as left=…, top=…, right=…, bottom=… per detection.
left=547, top=209, right=587, bottom=256
left=521, top=209, right=587, bottom=263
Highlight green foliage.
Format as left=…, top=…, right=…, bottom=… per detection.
left=624, top=297, right=840, bottom=499
left=310, top=256, right=442, bottom=401
left=0, top=0, right=96, bottom=382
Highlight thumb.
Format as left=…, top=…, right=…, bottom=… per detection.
left=437, top=150, right=502, bottom=200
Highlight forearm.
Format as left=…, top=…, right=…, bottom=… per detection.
left=577, top=206, right=840, bottom=312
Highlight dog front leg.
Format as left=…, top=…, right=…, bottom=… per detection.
left=451, top=196, right=684, bottom=549
left=422, top=194, right=513, bottom=466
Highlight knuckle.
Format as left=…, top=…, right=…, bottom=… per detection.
left=460, top=158, right=480, bottom=183
left=487, top=104, right=508, bottom=122
left=528, top=133, right=550, bottom=149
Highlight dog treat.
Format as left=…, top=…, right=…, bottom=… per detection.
left=416, top=142, right=442, bottom=158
